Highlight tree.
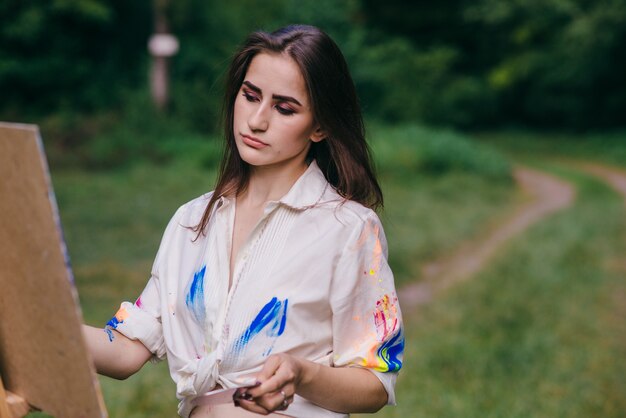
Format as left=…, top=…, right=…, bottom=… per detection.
left=0, top=0, right=152, bottom=119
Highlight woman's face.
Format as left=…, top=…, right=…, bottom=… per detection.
left=233, top=52, right=324, bottom=174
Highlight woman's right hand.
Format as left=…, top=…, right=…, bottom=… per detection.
left=234, top=353, right=307, bottom=414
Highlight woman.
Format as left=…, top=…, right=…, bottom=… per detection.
left=84, top=25, right=404, bottom=417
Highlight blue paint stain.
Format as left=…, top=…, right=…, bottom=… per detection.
left=235, top=297, right=288, bottom=355
left=106, top=316, right=122, bottom=329
left=186, top=265, right=207, bottom=323
left=104, top=316, right=122, bottom=343
left=377, top=328, right=405, bottom=372
left=104, top=327, right=115, bottom=342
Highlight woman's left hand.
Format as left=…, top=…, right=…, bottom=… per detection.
left=234, top=353, right=315, bottom=415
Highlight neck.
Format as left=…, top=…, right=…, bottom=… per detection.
left=240, top=161, right=308, bottom=207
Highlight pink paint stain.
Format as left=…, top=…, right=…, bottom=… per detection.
left=373, top=294, right=398, bottom=341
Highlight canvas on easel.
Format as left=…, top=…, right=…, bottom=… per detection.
left=0, top=122, right=107, bottom=418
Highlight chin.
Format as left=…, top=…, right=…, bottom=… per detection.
left=237, top=149, right=267, bottom=167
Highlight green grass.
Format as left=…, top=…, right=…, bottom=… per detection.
left=53, top=160, right=215, bottom=417
left=382, top=172, right=516, bottom=285
left=365, top=162, right=626, bottom=417
left=369, top=124, right=516, bottom=285
left=43, top=124, right=514, bottom=417
left=52, top=128, right=624, bottom=417
left=476, top=130, right=626, bottom=169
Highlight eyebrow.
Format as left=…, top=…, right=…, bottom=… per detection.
left=242, top=81, right=303, bottom=106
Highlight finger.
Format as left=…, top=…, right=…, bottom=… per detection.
left=254, top=389, right=292, bottom=413
left=275, top=382, right=295, bottom=399
left=236, top=398, right=271, bottom=415
left=247, top=355, right=287, bottom=397
left=255, top=365, right=296, bottom=396
left=277, top=388, right=295, bottom=410
left=256, top=354, right=283, bottom=383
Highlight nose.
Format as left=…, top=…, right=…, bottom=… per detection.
left=247, top=104, right=269, bottom=132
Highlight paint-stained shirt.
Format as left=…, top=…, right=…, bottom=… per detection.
left=108, top=161, right=404, bottom=418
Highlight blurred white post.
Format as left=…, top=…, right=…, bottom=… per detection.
left=148, top=0, right=179, bottom=112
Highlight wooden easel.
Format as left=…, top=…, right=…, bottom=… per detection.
left=0, top=123, right=107, bottom=417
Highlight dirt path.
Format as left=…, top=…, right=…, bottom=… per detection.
left=399, top=166, right=576, bottom=310
left=576, top=162, right=626, bottom=203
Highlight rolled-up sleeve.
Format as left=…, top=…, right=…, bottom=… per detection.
left=330, top=212, right=404, bottom=405
left=111, top=277, right=166, bottom=361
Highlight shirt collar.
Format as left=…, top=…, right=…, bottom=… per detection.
left=276, top=160, right=330, bottom=210
left=215, top=160, right=332, bottom=212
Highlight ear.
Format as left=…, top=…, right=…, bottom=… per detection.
left=310, top=125, right=326, bottom=143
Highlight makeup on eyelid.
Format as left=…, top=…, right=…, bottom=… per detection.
left=242, top=81, right=303, bottom=106
left=241, top=89, right=297, bottom=116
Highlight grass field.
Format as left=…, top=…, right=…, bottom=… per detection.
left=366, top=161, right=626, bottom=418
left=476, top=130, right=626, bottom=169
left=361, top=132, right=626, bottom=418
left=32, top=128, right=626, bottom=417
left=35, top=124, right=517, bottom=417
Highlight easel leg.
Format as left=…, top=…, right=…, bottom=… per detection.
left=0, top=377, right=29, bottom=418
left=0, top=375, right=12, bottom=418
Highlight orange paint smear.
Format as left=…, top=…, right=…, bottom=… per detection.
left=114, top=306, right=130, bottom=322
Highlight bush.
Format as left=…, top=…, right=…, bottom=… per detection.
left=369, top=123, right=512, bottom=181
left=67, top=91, right=221, bottom=169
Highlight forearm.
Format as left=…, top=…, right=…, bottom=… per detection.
left=82, top=324, right=152, bottom=380
left=296, top=359, right=387, bottom=413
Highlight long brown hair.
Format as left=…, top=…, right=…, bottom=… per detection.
left=193, top=24, right=382, bottom=236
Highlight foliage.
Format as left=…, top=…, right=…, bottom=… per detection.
left=2, top=0, right=625, bottom=156
left=0, top=0, right=152, bottom=118
left=361, top=0, right=626, bottom=128
left=165, top=0, right=364, bottom=132
left=477, top=130, right=626, bottom=169
left=370, top=124, right=512, bottom=180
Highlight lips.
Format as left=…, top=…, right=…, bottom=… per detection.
left=241, top=133, right=268, bottom=149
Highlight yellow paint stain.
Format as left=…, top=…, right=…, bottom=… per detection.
left=361, top=344, right=388, bottom=372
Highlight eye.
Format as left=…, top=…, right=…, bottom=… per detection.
left=242, top=90, right=259, bottom=102
left=275, top=104, right=295, bottom=116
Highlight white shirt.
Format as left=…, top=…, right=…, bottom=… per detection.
left=109, top=161, right=404, bottom=417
